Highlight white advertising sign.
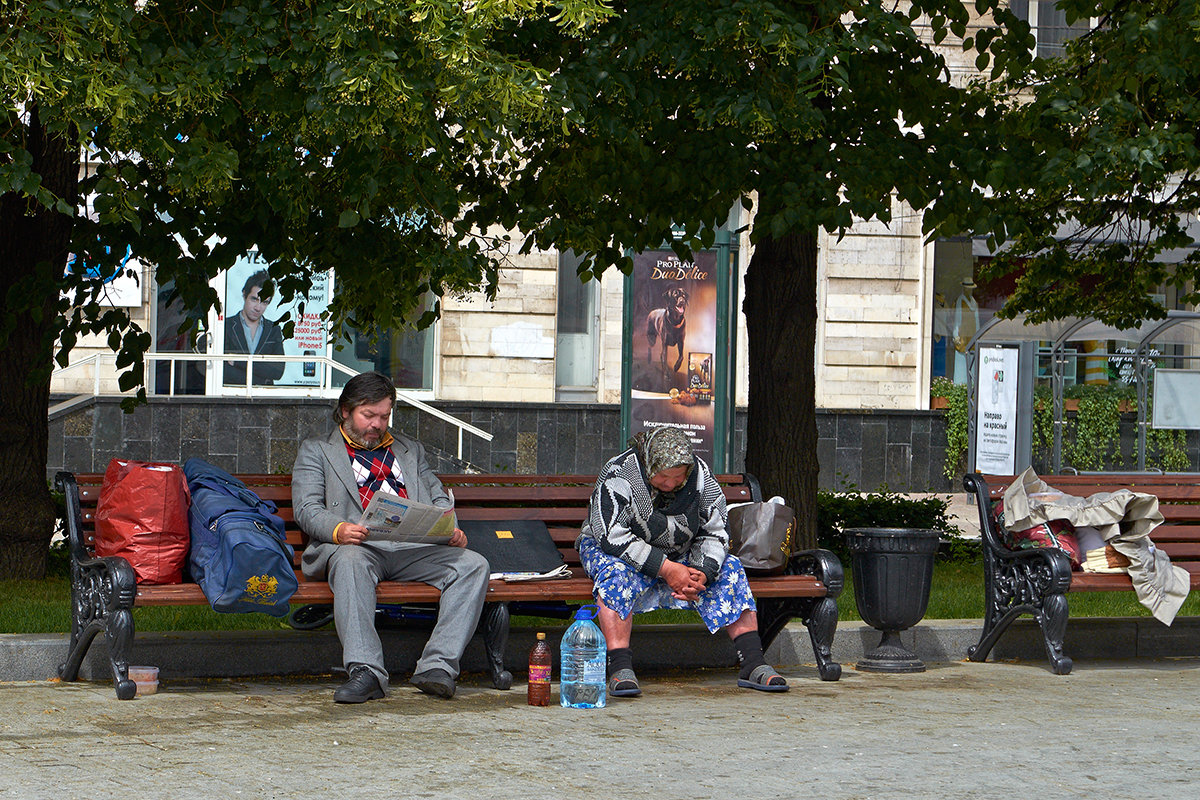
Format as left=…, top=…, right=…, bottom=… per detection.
left=1152, top=368, right=1200, bottom=429
left=975, top=346, right=1020, bottom=474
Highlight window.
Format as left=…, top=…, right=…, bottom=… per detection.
left=1009, top=0, right=1092, bottom=58
left=331, top=293, right=437, bottom=392
left=152, top=255, right=434, bottom=395
left=332, top=323, right=435, bottom=392
left=930, top=239, right=1194, bottom=391
left=930, top=240, right=999, bottom=385
left=219, top=255, right=331, bottom=389
left=556, top=250, right=601, bottom=400
left=152, top=278, right=208, bottom=395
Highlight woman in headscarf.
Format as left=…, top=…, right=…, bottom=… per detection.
left=577, top=425, right=788, bottom=697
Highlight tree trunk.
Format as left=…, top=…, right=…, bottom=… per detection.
left=0, top=106, right=77, bottom=579
left=742, top=213, right=819, bottom=550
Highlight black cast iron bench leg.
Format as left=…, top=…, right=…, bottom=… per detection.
left=481, top=601, right=513, bottom=690
left=757, top=548, right=844, bottom=682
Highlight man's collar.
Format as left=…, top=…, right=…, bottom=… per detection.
left=339, top=426, right=394, bottom=451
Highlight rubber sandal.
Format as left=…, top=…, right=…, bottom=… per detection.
left=737, top=664, right=790, bottom=692
left=608, top=668, right=642, bottom=697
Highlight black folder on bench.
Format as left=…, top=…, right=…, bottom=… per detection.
left=462, top=520, right=570, bottom=581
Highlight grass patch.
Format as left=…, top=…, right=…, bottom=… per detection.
left=0, top=578, right=73, bottom=634
left=0, top=577, right=292, bottom=634
left=130, top=605, right=294, bottom=632
left=3, top=564, right=1198, bottom=634
left=839, top=558, right=1200, bottom=622
left=1068, top=585, right=1200, bottom=618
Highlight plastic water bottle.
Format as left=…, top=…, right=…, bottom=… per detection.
left=559, top=605, right=607, bottom=708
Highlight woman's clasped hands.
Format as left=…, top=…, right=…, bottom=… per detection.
left=659, top=559, right=707, bottom=602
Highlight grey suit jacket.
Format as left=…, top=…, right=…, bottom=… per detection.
left=292, top=428, right=450, bottom=579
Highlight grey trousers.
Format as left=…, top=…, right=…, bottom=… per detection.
left=326, top=542, right=490, bottom=692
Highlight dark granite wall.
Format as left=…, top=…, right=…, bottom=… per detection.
left=48, top=397, right=954, bottom=491
left=816, top=409, right=951, bottom=492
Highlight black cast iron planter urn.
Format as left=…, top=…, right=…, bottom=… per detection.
left=844, top=527, right=940, bottom=673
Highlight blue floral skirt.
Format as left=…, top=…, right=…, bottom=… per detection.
left=577, top=535, right=756, bottom=633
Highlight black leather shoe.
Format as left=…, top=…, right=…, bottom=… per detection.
left=410, top=668, right=456, bottom=699
left=334, top=666, right=384, bottom=704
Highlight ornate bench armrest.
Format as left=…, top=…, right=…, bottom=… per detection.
left=990, top=539, right=1074, bottom=592
left=73, top=554, right=139, bottom=608
left=964, top=472, right=1074, bottom=591
left=791, top=548, right=844, bottom=598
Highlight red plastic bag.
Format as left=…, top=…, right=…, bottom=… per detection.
left=94, top=459, right=191, bottom=584
left=1008, top=519, right=1081, bottom=567
left=995, top=499, right=1082, bottom=568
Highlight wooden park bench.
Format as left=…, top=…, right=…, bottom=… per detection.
left=964, top=472, right=1200, bottom=674
left=57, top=470, right=844, bottom=699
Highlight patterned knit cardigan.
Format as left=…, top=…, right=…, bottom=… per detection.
left=577, top=448, right=729, bottom=584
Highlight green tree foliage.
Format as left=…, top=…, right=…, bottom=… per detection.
left=0, top=0, right=610, bottom=577
left=471, top=0, right=1002, bottom=546
left=483, top=0, right=997, bottom=271
left=969, top=0, right=1200, bottom=328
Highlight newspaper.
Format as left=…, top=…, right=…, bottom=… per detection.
left=494, top=564, right=573, bottom=583
left=359, top=490, right=457, bottom=544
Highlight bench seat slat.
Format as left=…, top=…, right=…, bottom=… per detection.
left=1143, top=526, right=1200, bottom=541
left=981, top=474, right=1200, bottom=495
left=1155, top=543, right=1200, bottom=559
left=454, top=507, right=587, bottom=522
left=1069, top=562, right=1200, bottom=592
left=1155, top=506, right=1200, bottom=522
left=132, top=574, right=829, bottom=606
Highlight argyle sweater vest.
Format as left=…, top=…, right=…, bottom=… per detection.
left=346, top=442, right=407, bottom=510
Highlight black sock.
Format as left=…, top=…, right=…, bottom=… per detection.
left=733, top=631, right=767, bottom=679
left=608, top=647, right=633, bottom=675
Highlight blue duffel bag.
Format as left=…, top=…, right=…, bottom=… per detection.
left=183, top=458, right=297, bottom=616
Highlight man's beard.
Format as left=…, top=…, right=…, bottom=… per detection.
left=344, top=418, right=386, bottom=449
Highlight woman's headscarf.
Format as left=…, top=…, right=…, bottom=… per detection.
left=629, top=426, right=695, bottom=505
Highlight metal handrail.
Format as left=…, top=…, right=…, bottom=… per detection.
left=51, top=352, right=492, bottom=457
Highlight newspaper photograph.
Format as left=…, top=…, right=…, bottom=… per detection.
left=359, top=490, right=457, bottom=543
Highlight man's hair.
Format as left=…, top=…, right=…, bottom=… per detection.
left=335, top=371, right=397, bottom=424
left=242, top=269, right=272, bottom=299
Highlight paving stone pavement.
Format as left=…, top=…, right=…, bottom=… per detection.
left=2, top=658, right=1197, bottom=800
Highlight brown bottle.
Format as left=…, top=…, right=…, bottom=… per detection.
left=527, top=632, right=552, bottom=706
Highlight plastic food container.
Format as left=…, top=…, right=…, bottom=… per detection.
left=128, top=665, right=159, bottom=696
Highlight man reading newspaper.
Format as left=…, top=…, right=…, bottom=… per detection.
left=292, top=372, right=489, bottom=703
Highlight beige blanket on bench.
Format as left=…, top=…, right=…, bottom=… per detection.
left=1003, top=468, right=1190, bottom=625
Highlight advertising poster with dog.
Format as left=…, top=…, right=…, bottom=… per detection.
left=629, top=249, right=718, bottom=462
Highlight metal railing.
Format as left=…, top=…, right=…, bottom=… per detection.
left=51, top=352, right=492, bottom=459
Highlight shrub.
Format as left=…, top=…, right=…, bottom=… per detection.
left=816, top=486, right=979, bottom=565
left=932, top=377, right=968, bottom=480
